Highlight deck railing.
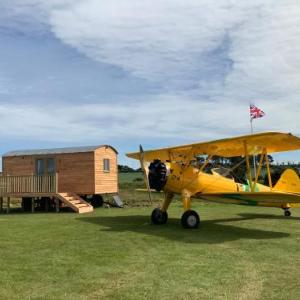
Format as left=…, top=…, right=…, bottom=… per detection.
left=0, top=174, right=57, bottom=196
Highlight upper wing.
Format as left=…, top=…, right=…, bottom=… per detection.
left=126, top=132, right=300, bottom=162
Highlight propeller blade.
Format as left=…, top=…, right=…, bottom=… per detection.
left=139, top=145, right=153, bottom=204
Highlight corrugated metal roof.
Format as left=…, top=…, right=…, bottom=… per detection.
left=3, top=145, right=118, bottom=157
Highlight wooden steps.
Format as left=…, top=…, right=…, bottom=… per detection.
left=57, top=192, right=93, bottom=214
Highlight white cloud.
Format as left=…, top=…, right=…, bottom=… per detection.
left=0, top=1, right=300, bottom=149
left=49, top=0, right=238, bottom=85
left=0, top=95, right=299, bottom=146
left=3, top=1, right=300, bottom=92
left=45, top=1, right=300, bottom=98
left=30, top=0, right=300, bottom=110
left=224, top=2, right=300, bottom=101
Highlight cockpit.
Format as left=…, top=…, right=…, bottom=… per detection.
left=211, top=167, right=235, bottom=180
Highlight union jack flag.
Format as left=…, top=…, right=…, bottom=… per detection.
left=250, top=104, right=265, bottom=120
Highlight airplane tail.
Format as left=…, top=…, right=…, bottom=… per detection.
left=274, top=168, right=300, bottom=193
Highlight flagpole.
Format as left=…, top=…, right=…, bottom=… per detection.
left=249, top=103, right=265, bottom=182
left=250, top=117, right=257, bottom=179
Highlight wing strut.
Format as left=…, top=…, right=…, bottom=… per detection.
left=244, top=141, right=253, bottom=191
left=253, top=149, right=265, bottom=190
left=265, top=149, right=273, bottom=189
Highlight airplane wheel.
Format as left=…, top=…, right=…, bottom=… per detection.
left=284, top=209, right=291, bottom=217
left=181, top=210, right=200, bottom=229
left=151, top=208, right=168, bottom=225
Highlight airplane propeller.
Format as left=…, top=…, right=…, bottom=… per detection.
left=139, top=145, right=153, bottom=204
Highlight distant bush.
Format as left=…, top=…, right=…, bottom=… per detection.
left=118, top=165, right=141, bottom=172
left=133, top=177, right=143, bottom=182
left=118, top=165, right=135, bottom=172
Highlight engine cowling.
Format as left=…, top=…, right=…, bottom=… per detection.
left=148, top=159, right=168, bottom=191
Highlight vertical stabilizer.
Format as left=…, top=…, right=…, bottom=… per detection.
left=274, top=169, right=300, bottom=193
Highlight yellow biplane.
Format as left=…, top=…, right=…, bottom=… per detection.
left=126, top=132, right=300, bottom=229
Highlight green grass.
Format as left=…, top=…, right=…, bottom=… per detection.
left=1, top=173, right=300, bottom=299
left=119, top=172, right=144, bottom=185
left=118, top=172, right=145, bottom=191
left=1, top=204, right=300, bottom=299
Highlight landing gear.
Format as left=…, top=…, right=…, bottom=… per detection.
left=151, top=208, right=168, bottom=225
left=283, top=208, right=291, bottom=217
left=181, top=210, right=200, bottom=229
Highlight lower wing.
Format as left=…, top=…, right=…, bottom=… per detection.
left=195, top=191, right=300, bottom=207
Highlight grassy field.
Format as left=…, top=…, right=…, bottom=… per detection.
left=1, top=173, right=300, bottom=299
left=118, top=172, right=144, bottom=185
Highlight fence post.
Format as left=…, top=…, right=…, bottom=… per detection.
left=45, top=197, right=49, bottom=212
left=55, top=173, right=59, bottom=193
left=55, top=198, right=60, bottom=213
left=6, top=197, right=10, bottom=214
left=31, top=198, right=35, bottom=213
left=21, top=198, right=25, bottom=212
left=0, top=197, right=3, bottom=212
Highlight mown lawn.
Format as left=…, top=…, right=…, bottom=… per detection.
left=1, top=198, right=300, bottom=299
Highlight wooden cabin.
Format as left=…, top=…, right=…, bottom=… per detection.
left=0, top=145, right=118, bottom=213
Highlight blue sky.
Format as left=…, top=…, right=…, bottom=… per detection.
left=0, top=1, right=300, bottom=168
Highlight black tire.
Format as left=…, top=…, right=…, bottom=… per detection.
left=284, top=209, right=291, bottom=217
left=181, top=210, right=200, bottom=229
left=91, top=195, right=104, bottom=208
left=151, top=208, right=168, bottom=225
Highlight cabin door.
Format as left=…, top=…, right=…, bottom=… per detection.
left=35, top=158, right=56, bottom=192
left=35, top=158, right=56, bottom=175
left=47, top=158, right=56, bottom=175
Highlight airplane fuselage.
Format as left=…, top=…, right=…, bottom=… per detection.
left=164, top=164, right=300, bottom=209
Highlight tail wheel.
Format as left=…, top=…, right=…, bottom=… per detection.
left=284, top=209, right=291, bottom=217
left=181, top=210, right=200, bottom=229
left=151, top=208, right=168, bottom=225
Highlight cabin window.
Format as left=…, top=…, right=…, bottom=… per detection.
left=103, top=159, right=110, bottom=172
left=47, top=158, right=56, bottom=174
left=36, top=159, right=44, bottom=175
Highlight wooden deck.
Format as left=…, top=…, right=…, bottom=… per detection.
left=0, top=174, right=93, bottom=214
left=0, top=174, right=57, bottom=196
